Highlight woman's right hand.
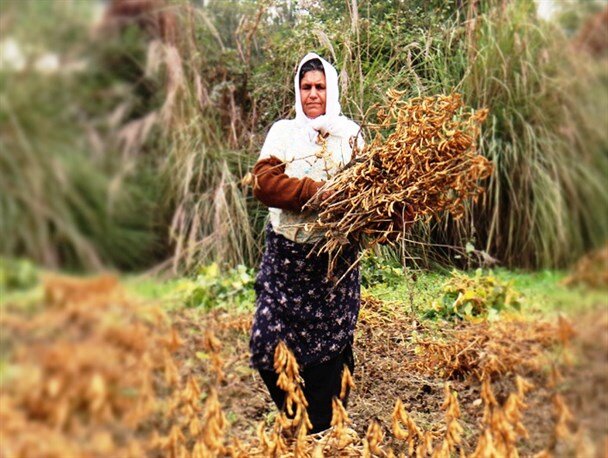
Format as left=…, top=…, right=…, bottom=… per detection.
left=304, top=182, right=332, bottom=210
left=319, top=189, right=333, bottom=202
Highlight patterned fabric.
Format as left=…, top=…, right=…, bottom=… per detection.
left=249, top=224, right=361, bottom=371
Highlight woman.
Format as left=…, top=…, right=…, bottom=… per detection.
left=249, top=53, right=364, bottom=434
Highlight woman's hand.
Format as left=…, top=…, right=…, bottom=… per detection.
left=320, top=189, right=333, bottom=201
left=305, top=183, right=334, bottom=210
left=252, top=156, right=324, bottom=212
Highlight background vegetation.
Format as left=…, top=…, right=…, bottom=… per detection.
left=1, top=0, right=606, bottom=273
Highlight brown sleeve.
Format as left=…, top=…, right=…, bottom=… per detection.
left=252, top=156, right=322, bottom=212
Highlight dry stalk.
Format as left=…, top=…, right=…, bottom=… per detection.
left=363, top=420, right=385, bottom=457
left=340, top=365, right=356, bottom=401
left=254, top=341, right=312, bottom=456
left=329, top=397, right=356, bottom=449
left=392, top=398, right=424, bottom=455
left=470, top=376, right=533, bottom=458
left=203, top=330, right=225, bottom=383
left=436, top=383, right=464, bottom=456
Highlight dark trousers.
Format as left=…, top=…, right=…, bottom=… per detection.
left=258, top=344, right=355, bottom=434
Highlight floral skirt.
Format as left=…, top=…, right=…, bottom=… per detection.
left=249, top=224, right=360, bottom=371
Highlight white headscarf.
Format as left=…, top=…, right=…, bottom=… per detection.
left=293, top=52, right=359, bottom=142
left=294, top=52, right=340, bottom=123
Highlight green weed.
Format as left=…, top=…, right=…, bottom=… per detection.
left=0, top=257, right=39, bottom=292
left=178, top=262, right=255, bottom=311
left=425, top=269, right=523, bottom=321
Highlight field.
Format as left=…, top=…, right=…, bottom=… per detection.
left=1, top=260, right=606, bottom=457
left=1, top=0, right=608, bottom=456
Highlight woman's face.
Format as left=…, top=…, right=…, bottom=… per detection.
left=300, top=70, right=326, bottom=119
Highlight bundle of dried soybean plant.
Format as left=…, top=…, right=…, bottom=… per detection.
left=306, top=91, right=493, bottom=269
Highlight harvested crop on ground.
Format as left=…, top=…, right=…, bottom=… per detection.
left=306, top=92, right=492, bottom=271
left=1, top=275, right=174, bottom=457
left=1, top=277, right=605, bottom=457
left=556, top=309, right=608, bottom=455
left=346, top=295, right=603, bottom=456
left=405, top=317, right=573, bottom=380
left=356, top=294, right=569, bottom=382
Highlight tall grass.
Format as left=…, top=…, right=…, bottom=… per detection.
left=0, top=72, right=160, bottom=269
left=143, top=3, right=264, bottom=272
left=0, top=2, right=161, bottom=270
left=444, top=3, right=608, bottom=267
left=1, top=0, right=264, bottom=272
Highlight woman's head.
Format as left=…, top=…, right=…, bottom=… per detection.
left=294, top=53, right=340, bottom=122
left=299, top=58, right=326, bottom=119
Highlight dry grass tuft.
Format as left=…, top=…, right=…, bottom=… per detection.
left=563, top=244, right=608, bottom=289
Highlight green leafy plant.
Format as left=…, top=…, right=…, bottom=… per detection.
left=0, top=257, right=39, bottom=292
left=361, top=252, right=405, bottom=288
left=425, top=269, right=522, bottom=321
left=179, top=263, right=255, bottom=311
